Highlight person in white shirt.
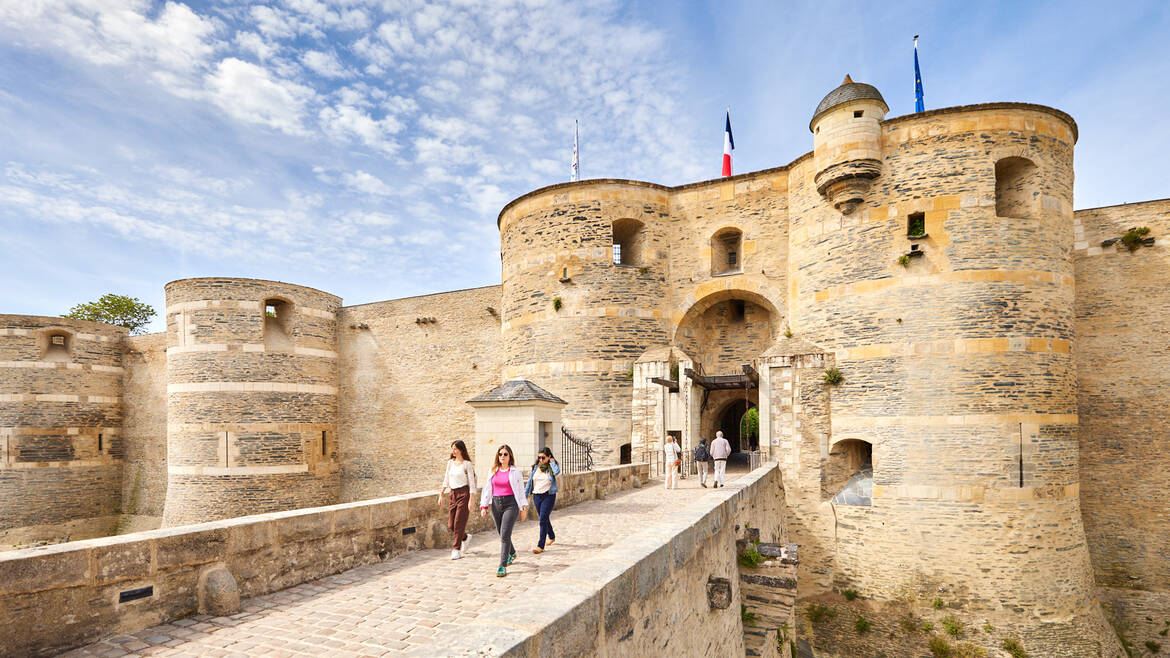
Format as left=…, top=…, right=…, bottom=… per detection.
left=438, top=440, right=477, bottom=559
left=663, top=436, right=681, bottom=489
left=524, top=447, right=561, bottom=553
left=710, top=431, right=732, bottom=487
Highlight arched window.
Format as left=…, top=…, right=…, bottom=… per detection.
left=612, top=218, right=645, bottom=266
left=263, top=298, right=294, bottom=351
left=826, top=439, right=873, bottom=506
left=711, top=228, right=743, bottom=275
left=994, top=156, right=1039, bottom=219
left=41, top=330, right=72, bottom=362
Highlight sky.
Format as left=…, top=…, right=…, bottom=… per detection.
left=1, top=0, right=1167, bottom=333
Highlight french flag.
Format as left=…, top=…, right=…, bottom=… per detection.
left=722, top=109, right=734, bottom=177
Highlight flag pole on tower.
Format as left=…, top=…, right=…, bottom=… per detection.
left=914, top=35, right=925, bottom=113
left=570, top=119, right=580, bottom=182
left=722, top=107, right=734, bottom=177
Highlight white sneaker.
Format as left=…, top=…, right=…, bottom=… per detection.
left=462, top=534, right=471, bottom=552
left=450, top=550, right=462, bottom=560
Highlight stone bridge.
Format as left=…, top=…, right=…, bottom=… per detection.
left=1, top=462, right=792, bottom=657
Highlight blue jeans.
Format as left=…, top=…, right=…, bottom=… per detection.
left=533, top=492, right=556, bottom=548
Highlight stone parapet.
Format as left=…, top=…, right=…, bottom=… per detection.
left=0, top=462, right=649, bottom=658
left=422, top=462, right=787, bottom=657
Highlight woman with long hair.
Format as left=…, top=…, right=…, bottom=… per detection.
left=438, top=440, right=477, bottom=560
left=478, top=444, right=527, bottom=577
left=524, top=447, right=561, bottom=553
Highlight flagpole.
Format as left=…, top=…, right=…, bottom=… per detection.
left=571, top=119, right=580, bottom=182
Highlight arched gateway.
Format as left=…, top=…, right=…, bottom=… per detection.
left=631, top=289, right=781, bottom=467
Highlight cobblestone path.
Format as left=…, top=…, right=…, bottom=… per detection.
left=64, top=469, right=743, bottom=657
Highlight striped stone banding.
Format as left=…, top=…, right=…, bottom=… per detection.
left=502, top=306, right=663, bottom=331
left=0, top=329, right=120, bottom=343
left=872, top=482, right=1080, bottom=502
left=2, top=427, right=119, bottom=435
left=166, top=422, right=332, bottom=432
left=0, top=361, right=124, bottom=373
left=168, top=464, right=310, bottom=476
left=1, top=458, right=121, bottom=470
left=165, top=299, right=337, bottom=318
left=811, top=268, right=1075, bottom=302
left=833, top=336, right=1072, bottom=360
left=833, top=413, right=1077, bottom=427
left=0, top=394, right=121, bottom=403
left=504, top=359, right=635, bottom=377
left=166, top=344, right=338, bottom=358
left=166, top=382, right=338, bottom=395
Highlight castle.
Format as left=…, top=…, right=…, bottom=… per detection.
left=2, top=76, right=1167, bottom=654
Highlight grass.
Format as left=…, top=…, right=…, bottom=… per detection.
left=854, top=615, right=871, bottom=634
left=741, top=604, right=757, bottom=625
left=552, top=296, right=562, bottom=311
left=1147, top=640, right=1162, bottom=654
left=982, top=623, right=993, bottom=634
left=929, top=636, right=953, bottom=658
left=1001, top=637, right=1027, bottom=658
left=806, top=603, right=836, bottom=624
left=822, top=367, right=844, bottom=386
left=842, top=588, right=859, bottom=601
left=941, top=615, right=964, bottom=638
left=923, top=622, right=934, bottom=632
left=1121, top=226, right=1152, bottom=251
left=900, top=615, right=921, bottom=633
left=932, top=597, right=945, bottom=609
left=783, top=326, right=794, bottom=339
left=898, top=253, right=911, bottom=266
left=738, top=542, right=765, bottom=568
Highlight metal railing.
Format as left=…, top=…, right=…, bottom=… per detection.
left=561, top=427, right=594, bottom=473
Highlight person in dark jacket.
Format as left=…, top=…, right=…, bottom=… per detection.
left=693, top=438, right=711, bottom=488
left=524, top=447, right=561, bottom=553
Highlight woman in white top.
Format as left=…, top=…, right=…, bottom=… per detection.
left=663, top=436, right=681, bottom=490
left=438, top=440, right=477, bottom=560
left=523, top=447, right=561, bottom=553
left=479, top=444, right=527, bottom=577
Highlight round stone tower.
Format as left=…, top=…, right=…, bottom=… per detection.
left=810, top=75, right=889, bottom=214
left=498, top=181, right=671, bottom=463
left=161, top=278, right=341, bottom=526
left=0, top=315, right=126, bottom=546
left=786, top=80, right=1118, bottom=652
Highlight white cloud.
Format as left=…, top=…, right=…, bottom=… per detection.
left=235, top=31, right=276, bottom=60
left=206, top=58, right=314, bottom=135
left=319, top=104, right=403, bottom=153
left=341, top=170, right=394, bottom=196
left=302, top=49, right=351, bottom=78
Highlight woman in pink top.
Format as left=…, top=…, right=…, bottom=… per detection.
left=478, top=444, right=527, bottom=577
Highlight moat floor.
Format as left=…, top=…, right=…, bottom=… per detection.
left=63, top=468, right=744, bottom=657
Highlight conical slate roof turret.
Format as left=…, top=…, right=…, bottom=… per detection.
left=810, top=74, right=888, bottom=130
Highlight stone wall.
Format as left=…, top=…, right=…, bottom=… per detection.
left=1073, top=198, right=1170, bottom=648
left=336, top=285, right=503, bottom=501
left=425, top=462, right=787, bottom=657
left=0, top=462, right=648, bottom=658
left=162, top=278, right=342, bottom=526
left=119, top=332, right=167, bottom=532
left=0, top=315, right=127, bottom=549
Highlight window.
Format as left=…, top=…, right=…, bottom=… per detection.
left=321, top=430, right=327, bottom=457
left=994, top=156, right=1039, bottom=219
left=730, top=300, right=745, bottom=322
left=710, top=228, right=743, bottom=275
left=826, top=439, right=874, bottom=505
left=853, top=110, right=864, bottom=118
left=611, top=218, right=645, bottom=266
left=263, top=298, right=294, bottom=351
left=907, top=212, right=926, bottom=238
left=42, top=330, right=72, bottom=362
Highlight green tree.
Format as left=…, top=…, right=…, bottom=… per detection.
left=63, top=294, right=156, bottom=334
left=740, top=407, right=759, bottom=447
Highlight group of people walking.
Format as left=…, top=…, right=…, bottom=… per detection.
left=438, top=441, right=561, bottom=578
left=662, top=431, right=731, bottom=489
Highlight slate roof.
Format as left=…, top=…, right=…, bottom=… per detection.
left=810, top=75, right=888, bottom=129
left=467, top=378, right=567, bottom=404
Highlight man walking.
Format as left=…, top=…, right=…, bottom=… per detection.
left=711, top=431, right=731, bottom=487
left=693, top=438, right=711, bottom=488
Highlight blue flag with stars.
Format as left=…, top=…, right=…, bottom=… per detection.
left=914, top=35, right=925, bottom=112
